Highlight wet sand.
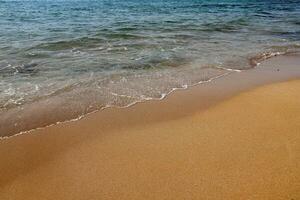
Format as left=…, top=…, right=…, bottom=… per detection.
left=0, top=55, right=300, bottom=199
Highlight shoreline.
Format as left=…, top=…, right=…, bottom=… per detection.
left=1, top=80, right=299, bottom=199
left=1, top=1, right=300, bottom=198
left=1, top=52, right=300, bottom=138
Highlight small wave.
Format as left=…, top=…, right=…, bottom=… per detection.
left=115, top=27, right=138, bottom=31
left=0, top=70, right=231, bottom=140
left=33, top=37, right=104, bottom=51
left=289, top=19, right=300, bottom=26
left=249, top=44, right=300, bottom=67
left=103, top=33, right=146, bottom=40
left=122, top=56, right=190, bottom=70
left=249, top=52, right=284, bottom=67
left=179, top=3, right=244, bottom=10
left=201, top=18, right=249, bottom=33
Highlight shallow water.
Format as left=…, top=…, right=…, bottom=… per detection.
left=0, top=0, right=300, bottom=136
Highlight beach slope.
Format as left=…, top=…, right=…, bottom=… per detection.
left=0, top=79, right=300, bottom=199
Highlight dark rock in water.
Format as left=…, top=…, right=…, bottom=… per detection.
left=24, top=63, right=38, bottom=68
left=0, top=63, right=38, bottom=77
left=15, top=63, right=39, bottom=75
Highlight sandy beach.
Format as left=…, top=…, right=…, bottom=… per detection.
left=0, top=55, right=300, bottom=199
left=1, top=1, right=300, bottom=199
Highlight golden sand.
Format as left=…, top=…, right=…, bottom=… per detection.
left=0, top=79, right=299, bottom=200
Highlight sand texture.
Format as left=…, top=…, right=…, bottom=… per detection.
left=0, top=79, right=299, bottom=200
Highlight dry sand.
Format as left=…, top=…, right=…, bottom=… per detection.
left=0, top=54, right=300, bottom=199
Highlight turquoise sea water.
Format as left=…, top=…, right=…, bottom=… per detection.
left=0, top=0, right=300, bottom=136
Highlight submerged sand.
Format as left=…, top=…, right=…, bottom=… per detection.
left=1, top=78, right=300, bottom=199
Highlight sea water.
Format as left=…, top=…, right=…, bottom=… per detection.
left=0, top=0, right=300, bottom=136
